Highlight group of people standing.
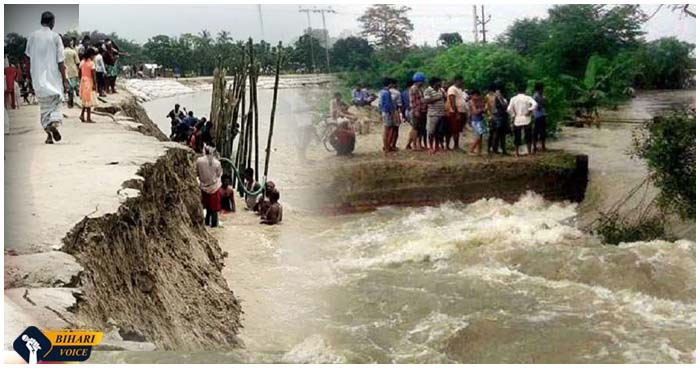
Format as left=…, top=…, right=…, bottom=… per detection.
left=377, top=72, right=547, bottom=156
left=18, top=11, right=125, bottom=143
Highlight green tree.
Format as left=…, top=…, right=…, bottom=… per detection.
left=635, top=38, right=695, bottom=89
left=498, top=18, right=547, bottom=55
left=541, top=4, right=645, bottom=77
left=358, top=5, right=414, bottom=51
left=289, top=34, right=325, bottom=73
left=633, top=110, right=695, bottom=220
left=438, top=32, right=463, bottom=47
left=4, top=33, right=27, bottom=65
left=330, top=36, right=374, bottom=71
left=143, top=35, right=178, bottom=69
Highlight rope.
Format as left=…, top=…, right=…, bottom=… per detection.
left=219, top=157, right=266, bottom=197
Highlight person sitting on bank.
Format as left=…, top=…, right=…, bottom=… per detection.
left=352, top=85, right=376, bottom=106
left=220, top=174, right=236, bottom=213
left=330, top=92, right=354, bottom=121
left=329, top=119, right=356, bottom=156
left=260, top=189, right=283, bottom=225
left=196, top=145, right=223, bottom=228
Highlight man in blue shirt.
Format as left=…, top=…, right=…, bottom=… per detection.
left=532, top=82, right=547, bottom=153
left=182, top=110, right=198, bottom=127
left=378, top=77, right=396, bottom=153
left=352, top=84, right=376, bottom=106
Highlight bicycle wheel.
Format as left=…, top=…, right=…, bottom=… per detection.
left=322, top=123, right=338, bottom=152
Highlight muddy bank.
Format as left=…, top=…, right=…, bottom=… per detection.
left=4, top=93, right=242, bottom=351
left=62, top=147, right=242, bottom=350
left=317, top=150, right=588, bottom=213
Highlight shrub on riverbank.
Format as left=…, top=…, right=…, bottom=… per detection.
left=633, top=110, right=696, bottom=220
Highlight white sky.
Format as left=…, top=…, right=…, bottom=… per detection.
left=76, top=4, right=695, bottom=46
left=4, top=4, right=79, bottom=37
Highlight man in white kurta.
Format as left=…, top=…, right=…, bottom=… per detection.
left=507, top=88, right=538, bottom=156
left=24, top=11, right=68, bottom=144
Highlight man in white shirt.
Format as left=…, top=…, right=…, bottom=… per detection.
left=507, top=86, right=538, bottom=156
left=24, top=11, right=68, bottom=144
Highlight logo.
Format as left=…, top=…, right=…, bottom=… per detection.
left=13, top=326, right=103, bottom=364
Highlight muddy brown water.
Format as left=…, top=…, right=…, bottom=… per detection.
left=91, top=87, right=695, bottom=363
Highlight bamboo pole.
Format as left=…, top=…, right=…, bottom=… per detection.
left=263, top=42, right=283, bottom=178
left=251, top=42, right=260, bottom=183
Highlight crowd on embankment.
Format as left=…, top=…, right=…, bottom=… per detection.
left=324, top=72, right=557, bottom=159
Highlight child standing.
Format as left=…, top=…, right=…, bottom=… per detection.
left=79, top=48, right=97, bottom=123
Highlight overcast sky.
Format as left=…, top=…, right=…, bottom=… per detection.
left=4, top=4, right=79, bottom=37
left=61, top=4, right=698, bottom=46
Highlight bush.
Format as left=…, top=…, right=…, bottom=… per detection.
left=426, top=44, right=532, bottom=93
left=633, top=110, right=696, bottom=219
left=595, top=212, right=667, bottom=245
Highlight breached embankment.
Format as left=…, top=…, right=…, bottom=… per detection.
left=4, top=91, right=242, bottom=351
left=62, top=147, right=242, bottom=350
left=317, top=150, right=588, bottom=213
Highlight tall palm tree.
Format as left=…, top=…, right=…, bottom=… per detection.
left=216, top=31, right=232, bottom=45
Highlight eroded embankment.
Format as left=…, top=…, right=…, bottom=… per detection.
left=61, top=147, right=242, bottom=350
left=319, top=151, right=588, bottom=213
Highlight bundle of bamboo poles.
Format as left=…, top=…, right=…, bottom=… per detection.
left=209, top=39, right=284, bottom=194
left=210, top=49, right=248, bottom=160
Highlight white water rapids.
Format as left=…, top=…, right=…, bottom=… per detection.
left=91, top=81, right=694, bottom=363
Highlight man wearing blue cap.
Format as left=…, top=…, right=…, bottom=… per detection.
left=408, top=72, right=427, bottom=150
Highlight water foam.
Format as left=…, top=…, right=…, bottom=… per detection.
left=334, top=192, right=582, bottom=269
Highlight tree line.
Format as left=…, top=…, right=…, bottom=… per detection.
left=4, top=4, right=693, bottom=92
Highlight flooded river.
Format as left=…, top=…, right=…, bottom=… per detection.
left=94, top=85, right=695, bottom=363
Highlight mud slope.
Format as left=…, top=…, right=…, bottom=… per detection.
left=62, top=147, right=242, bottom=350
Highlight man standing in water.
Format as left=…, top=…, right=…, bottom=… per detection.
left=260, top=189, right=282, bottom=225
left=507, top=85, right=538, bottom=157
left=25, top=11, right=68, bottom=144
left=532, top=82, right=547, bottom=153
left=196, top=145, right=223, bottom=227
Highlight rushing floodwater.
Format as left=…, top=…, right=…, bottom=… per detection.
left=94, top=86, right=695, bottom=363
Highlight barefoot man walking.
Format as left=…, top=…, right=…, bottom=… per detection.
left=24, top=11, right=69, bottom=144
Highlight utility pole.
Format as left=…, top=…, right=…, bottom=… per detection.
left=476, top=5, right=491, bottom=43
left=313, top=6, right=335, bottom=74
left=472, top=5, right=479, bottom=43
left=298, top=6, right=317, bottom=73
left=257, top=5, right=265, bottom=41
